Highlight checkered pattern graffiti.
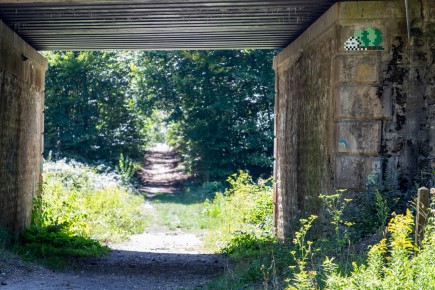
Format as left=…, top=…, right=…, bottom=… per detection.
left=344, top=27, right=384, bottom=51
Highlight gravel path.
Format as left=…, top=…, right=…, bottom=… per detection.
left=0, top=145, right=226, bottom=290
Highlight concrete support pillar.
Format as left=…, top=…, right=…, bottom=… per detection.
left=273, top=1, right=435, bottom=240
left=0, top=20, right=47, bottom=236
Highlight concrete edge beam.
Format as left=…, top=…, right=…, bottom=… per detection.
left=0, top=20, right=48, bottom=70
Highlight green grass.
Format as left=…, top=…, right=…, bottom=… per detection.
left=151, top=172, right=282, bottom=288
left=12, top=159, right=151, bottom=269
left=14, top=226, right=108, bottom=269
left=151, top=186, right=215, bottom=230
left=34, top=159, right=150, bottom=242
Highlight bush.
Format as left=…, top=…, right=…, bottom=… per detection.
left=203, top=171, right=287, bottom=288
left=34, top=159, right=148, bottom=242
left=207, top=173, right=435, bottom=289
left=323, top=209, right=426, bottom=289
left=203, top=171, right=274, bottom=251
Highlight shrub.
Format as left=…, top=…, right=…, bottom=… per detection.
left=116, top=153, right=136, bottom=185
left=203, top=171, right=274, bottom=251
left=324, top=209, right=419, bottom=289
left=204, top=172, right=287, bottom=288
left=207, top=172, right=435, bottom=289
left=34, top=159, right=148, bottom=242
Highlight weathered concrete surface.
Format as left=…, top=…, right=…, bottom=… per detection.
left=274, top=12, right=337, bottom=236
left=274, top=0, right=435, bottom=240
left=0, top=20, right=47, bottom=236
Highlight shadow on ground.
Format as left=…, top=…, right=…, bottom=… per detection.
left=2, top=250, right=227, bottom=290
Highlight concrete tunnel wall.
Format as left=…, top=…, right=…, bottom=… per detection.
left=273, top=0, right=435, bottom=240
left=0, top=20, right=47, bottom=236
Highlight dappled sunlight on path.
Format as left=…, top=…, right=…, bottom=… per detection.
left=139, top=143, right=188, bottom=195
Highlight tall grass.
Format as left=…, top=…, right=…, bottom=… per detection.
left=201, top=171, right=286, bottom=289
left=201, top=172, right=435, bottom=289
left=11, top=158, right=149, bottom=268
left=34, top=159, right=148, bottom=242
left=152, top=187, right=214, bottom=230
left=203, top=171, right=274, bottom=252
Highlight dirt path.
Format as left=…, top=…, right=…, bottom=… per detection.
left=139, top=143, right=187, bottom=195
left=0, top=144, right=226, bottom=290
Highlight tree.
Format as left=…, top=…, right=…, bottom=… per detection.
left=137, top=50, right=276, bottom=180
left=44, top=49, right=276, bottom=181
left=44, top=51, right=149, bottom=162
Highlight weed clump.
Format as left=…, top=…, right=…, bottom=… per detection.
left=204, top=171, right=284, bottom=288
left=204, top=171, right=274, bottom=252
left=33, top=159, right=148, bottom=242
left=205, top=171, right=435, bottom=289
left=323, top=208, right=435, bottom=289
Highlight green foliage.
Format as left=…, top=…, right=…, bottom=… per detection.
left=44, top=49, right=276, bottom=181
left=116, top=153, right=136, bottom=185
left=201, top=181, right=225, bottom=194
left=138, top=50, right=277, bottom=181
left=202, top=172, right=288, bottom=288
left=323, top=209, right=426, bottom=289
left=44, top=51, right=150, bottom=163
left=319, top=191, right=354, bottom=250
left=147, top=110, right=168, bottom=144
left=349, top=176, right=392, bottom=240
left=208, top=239, right=292, bottom=290
left=286, top=215, right=318, bottom=290
left=207, top=180, right=435, bottom=289
left=203, top=171, right=274, bottom=251
left=15, top=226, right=108, bottom=268
left=285, top=199, right=435, bottom=290
left=375, top=189, right=389, bottom=231
left=34, top=159, right=148, bottom=242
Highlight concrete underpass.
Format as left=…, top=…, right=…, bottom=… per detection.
left=0, top=0, right=434, bottom=240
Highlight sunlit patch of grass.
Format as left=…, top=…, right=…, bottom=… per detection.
left=202, top=171, right=274, bottom=252
left=151, top=187, right=215, bottom=230
left=34, top=159, right=150, bottom=242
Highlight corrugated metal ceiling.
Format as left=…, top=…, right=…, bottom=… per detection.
left=0, top=0, right=337, bottom=50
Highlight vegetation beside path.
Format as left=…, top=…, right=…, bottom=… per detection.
left=3, top=151, right=435, bottom=289
left=150, top=170, right=435, bottom=289
left=4, top=158, right=149, bottom=268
